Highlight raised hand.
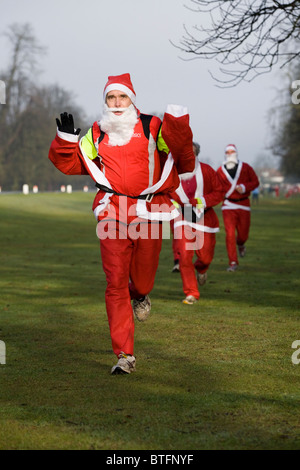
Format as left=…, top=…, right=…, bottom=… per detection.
left=56, top=112, right=81, bottom=135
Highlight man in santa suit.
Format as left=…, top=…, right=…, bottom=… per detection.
left=170, top=145, right=224, bottom=304
left=216, top=144, right=260, bottom=272
left=48, top=73, right=195, bottom=374
left=170, top=142, right=201, bottom=273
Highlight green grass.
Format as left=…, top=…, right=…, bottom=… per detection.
left=0, top=192, right=300, bottom=450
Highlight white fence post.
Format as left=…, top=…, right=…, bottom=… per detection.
left=23, top=184, right=29, bottom=195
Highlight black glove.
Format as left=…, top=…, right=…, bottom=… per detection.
left=56, top=112, right=81, bottom=135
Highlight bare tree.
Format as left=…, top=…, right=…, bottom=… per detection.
left=0, top=23, right=89, bottom=190
left=0, top=23, right=46, bottom=184
left=1, top=23, right=45, bottom=124
left=175, top=0, right=300, bottom=86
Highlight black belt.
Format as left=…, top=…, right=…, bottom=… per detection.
left=226, top=196, right=249, bottom=202
left=179, top=205, right=210, bottom=224
left=95, top=183, right=155, bottom=202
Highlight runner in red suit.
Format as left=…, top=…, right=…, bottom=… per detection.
left=216, top=144, right=259, bottom=272
left=49, top=73, right=195, bottom=374
left=170, top=145, right=224, bottom=304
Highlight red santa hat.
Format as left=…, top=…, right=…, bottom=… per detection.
left=225, top=144, right=238, bottom=154
left=103, top=73, right=136, bottom=104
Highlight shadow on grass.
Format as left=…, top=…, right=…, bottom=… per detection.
left=2, top=313, right=300, bottom=449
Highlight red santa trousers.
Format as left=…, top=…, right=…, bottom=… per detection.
left=99, top=221, right=162, bottom=357
left=175, top=224, right=216, bottom=299
left=222, top=209, right=251, bottom=264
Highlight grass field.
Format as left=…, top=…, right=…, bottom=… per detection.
left=0, top=191, right=300, bottom=450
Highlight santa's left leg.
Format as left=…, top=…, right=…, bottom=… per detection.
left=129, top=221, right=163, bottom=322
left=99, top=224, right=136, bottom=374
left=223, top=209, right=239, bottom=271
left=236, top=210, right=251, bottom=258
left=194, top=232, right=216, bottom=286
left=175, top=225, right=199, bottom=304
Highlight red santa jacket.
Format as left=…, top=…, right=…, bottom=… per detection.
left=170, top=162, right=224, bottom=232
left=48, top=107, right=195, bottom=223
left=217, top=161, right=259, bottom=211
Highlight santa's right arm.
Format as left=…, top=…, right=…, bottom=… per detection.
left=48, top=112, right=89, bottom=176
left=159, top=105, right=195, bottom=176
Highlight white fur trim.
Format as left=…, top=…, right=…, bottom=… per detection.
left=139, top=153, right=174, bottom=196
left=57, top=129, right=79, bottom=143
left=165, top=104, right=188, bottom=117
left=104, top=84, right=136, bottom=103
left=180, top=171, right=195, bottom=181
left=222, top=161, right=243, bottom=199
left=79, top=138, right=112, bottom=187
left=222, top=200, right=251, bottom=211
left=174, top=219, right=220, bottom=233
left=225, top=144, right=238, bottom=153
left=194, top=163, right=204, bottom=200
left=175, top=183, right=189, bottom=204
left=136, top=199, right=180, bottom=221
left=93, top=193, right=111, bottom=220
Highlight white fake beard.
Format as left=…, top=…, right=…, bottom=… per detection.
left=99, top=104, right=138, bottom=146
left=224, top=153, right=238, bottom=170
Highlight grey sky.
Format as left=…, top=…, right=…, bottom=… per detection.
left=1, top=0, right=284, bottom=169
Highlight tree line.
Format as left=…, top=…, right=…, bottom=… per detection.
left=0, top=21, right=300, bottom=192
left=0, top=24, right=91, bottom=192
left=272, top=64, right=300, bottom=180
